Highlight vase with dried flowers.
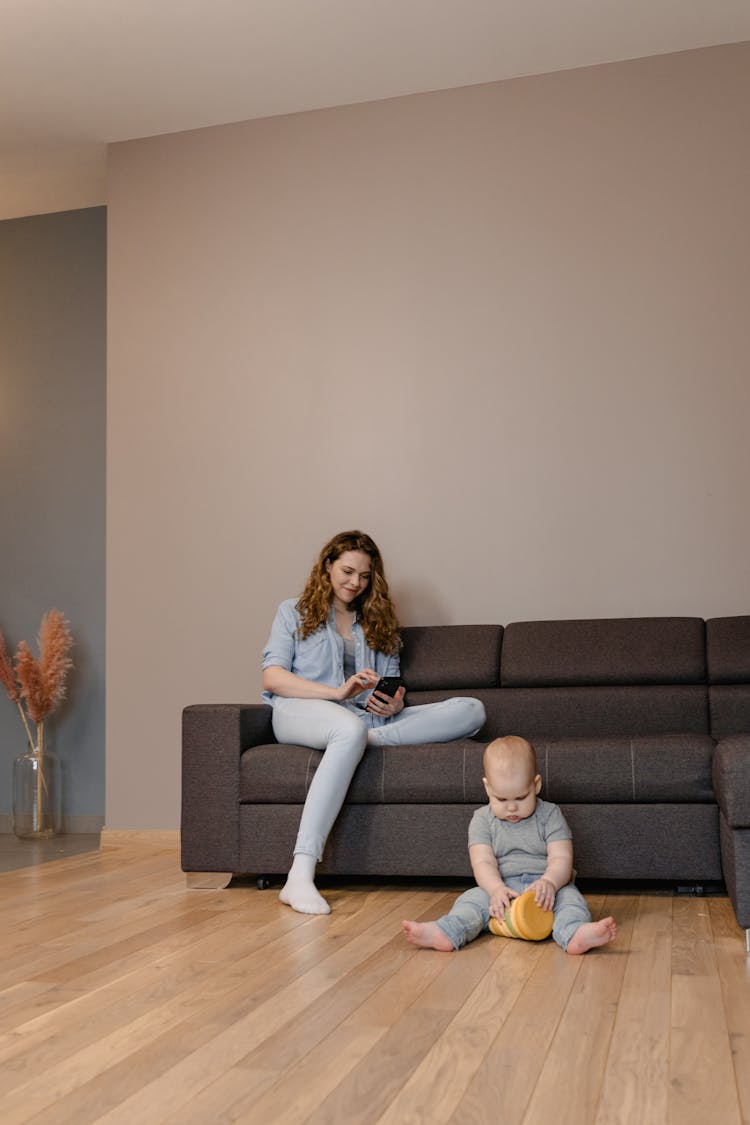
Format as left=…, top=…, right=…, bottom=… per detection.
left=0, top=610, right=74, bottom=839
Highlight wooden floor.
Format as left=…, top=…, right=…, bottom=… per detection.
left=0, top=833, right=748, bottom=1125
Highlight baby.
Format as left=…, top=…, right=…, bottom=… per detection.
left=403, top=735, right=617, bottom=954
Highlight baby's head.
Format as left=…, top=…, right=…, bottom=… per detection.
left=482, top=736, right=541, bottom=823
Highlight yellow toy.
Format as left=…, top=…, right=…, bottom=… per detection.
left=488, top=887, right=554, bottom=941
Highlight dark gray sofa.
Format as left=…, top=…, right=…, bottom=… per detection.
left=181, top=615, right=750, bottom=941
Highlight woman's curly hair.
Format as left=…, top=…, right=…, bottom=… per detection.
left=296, top=530, right=402, bottom=654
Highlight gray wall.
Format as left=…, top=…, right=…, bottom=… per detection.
left=0, top=207, right=106, bottom=830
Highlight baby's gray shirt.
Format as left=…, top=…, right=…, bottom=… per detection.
left=468, top=799, right=572, bottom=879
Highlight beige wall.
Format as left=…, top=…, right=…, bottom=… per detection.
left=0, top=145, right=107, bottom=221
left=107, top=42, right=750, bottom=829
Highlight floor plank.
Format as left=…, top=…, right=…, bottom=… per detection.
left=593, top=895, right=673, bottom=1125
left=708, top=897, right=750, bottom=1125
left=668, top=896, right=742, bottom=1125
left=447, top=940, right=582, bottom=1124
left=374, top=931, right=538, bottom=1124
left=522, top=893, right=638, bottom=1125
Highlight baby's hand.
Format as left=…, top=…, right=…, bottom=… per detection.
left=530, top=877, right=556, bottom=911
left=489, top=885, right=518, bottom=918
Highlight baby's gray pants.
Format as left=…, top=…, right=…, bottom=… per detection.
left=435, top=873, right=592, bottom=951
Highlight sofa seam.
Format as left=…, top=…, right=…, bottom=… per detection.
left=630, top=739, right=636, bottom=801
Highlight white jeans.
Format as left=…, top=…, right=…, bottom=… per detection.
left=271, top=696, right=486, bottom=861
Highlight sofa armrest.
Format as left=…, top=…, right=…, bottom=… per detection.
left=713, top=735, right=750, bottom=826
left=181, top=703, right=274, bottom=872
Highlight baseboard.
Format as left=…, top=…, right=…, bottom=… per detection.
left=0, top=819, right=176, bottom=843
left=0, top=814, right=105, bottom=834
left=100, top=828, right=180, bottom=846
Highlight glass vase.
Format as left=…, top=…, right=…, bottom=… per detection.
left=12, top=747, right=62, bottom=839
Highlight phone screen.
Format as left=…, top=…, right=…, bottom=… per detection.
left=374, top=676, right=401, bottom=697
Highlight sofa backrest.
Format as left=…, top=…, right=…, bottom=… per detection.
left=485, top=684, right=709, bottom=740
left=707, top=616, right=750, bottom=738
left=400, top=625, right=502, bottom=691
left=403, top=616, right=712, bottom=739
left=500, top=618, right=706, bottom=686
left=495, top=617, right=709, bottom=739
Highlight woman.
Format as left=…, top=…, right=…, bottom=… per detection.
left=262, top=530, right=486, bottom=915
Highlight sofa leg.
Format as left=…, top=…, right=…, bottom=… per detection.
left=746, top=929, right=750, bottom=956
left=185, top=871, right=233, bottom=889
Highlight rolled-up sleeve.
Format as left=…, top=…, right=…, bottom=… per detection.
left=262, top=601, right=297, bottom=671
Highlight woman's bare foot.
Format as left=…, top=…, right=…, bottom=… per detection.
left=402, top=919, right=455, bottom=951
left=566, top=916, right=617, bottom=955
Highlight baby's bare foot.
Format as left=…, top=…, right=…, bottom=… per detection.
left=402, top=919, right=454, bottom=951
left=566, top=916, right=617, bottom=955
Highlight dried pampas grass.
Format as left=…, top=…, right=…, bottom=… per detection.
left=22, top=610, right=74, bottom=722
left=39, top=609, right=74, bottom=712
left=0, top=631, right=19, bottom=703
left=0, top=610, right=74, bottom=750
left=15, top=641, right=48, bottom=725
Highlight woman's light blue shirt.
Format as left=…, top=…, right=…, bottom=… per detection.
left=261, top=598, right=400, bottom=718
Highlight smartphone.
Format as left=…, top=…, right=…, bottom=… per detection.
left=373, top=676, right=401, bottom=698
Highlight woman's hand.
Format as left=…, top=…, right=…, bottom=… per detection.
left=337, top=670, right=379, bottom=702
left=366, top=684, right=405, bottom=718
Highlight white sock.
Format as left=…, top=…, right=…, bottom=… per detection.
left=279, top=852, right=331, bottom=915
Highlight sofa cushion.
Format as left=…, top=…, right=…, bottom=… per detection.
left=406, top=685, right=710, bottom=739
left=240, top=740, right=488, bottom=805
left=399, top=625, right=502, bottom=691
left=501, top=617, right=706, bottom=687
left=536, top=735, right=715, bottom=803
left=706, top=616, right=750, bottom=683
left=240, top=732, right=714, bottom=806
